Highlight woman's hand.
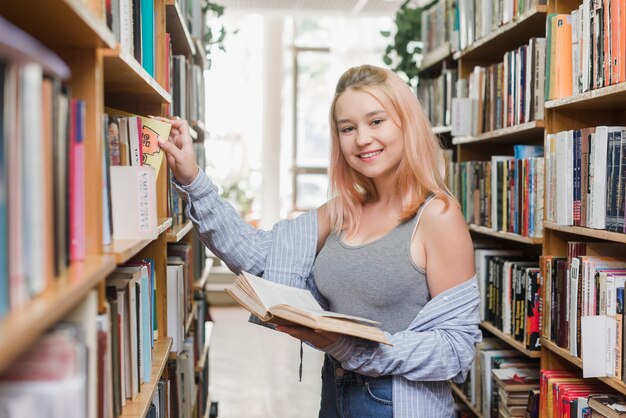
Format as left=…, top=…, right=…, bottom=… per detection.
left=151, top=116, right=199, bottom=185
left=275, top=325, right=340, bottom=349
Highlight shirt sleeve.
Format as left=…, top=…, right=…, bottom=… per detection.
left=323, top=278, right=481, bottom=383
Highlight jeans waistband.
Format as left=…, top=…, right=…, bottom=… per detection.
left=325, top=354, right=392, bottom=385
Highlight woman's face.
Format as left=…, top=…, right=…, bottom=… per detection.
left=334, top=89, right=404, bottom=182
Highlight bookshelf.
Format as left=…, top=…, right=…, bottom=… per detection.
left=0, top=1, right=215, bottom=417
left=468, top=224, right=543, bottom=245
left=452, top=120, right=545, bottom=146
left=481, top=321, right=541, bottom=359
left=450, top=382, right=484, bottom=418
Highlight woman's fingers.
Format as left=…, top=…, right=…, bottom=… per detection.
left=158, top=136, right=184, bottom=161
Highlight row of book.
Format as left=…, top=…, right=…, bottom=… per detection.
left=545, top=4, right=626, bottom=101
left=420, top=0, right=458, bottom=56
left=447, top=145, right=545, bottom=237
left=475, top=249, right=541, bottom=351
left=451, top=37, right=546, bottom=137
left=417, top=68, right=457, bottom=128
left=545, top=127, right=626, bottom=233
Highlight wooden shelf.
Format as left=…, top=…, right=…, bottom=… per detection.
left=120, top=338, right=173, bottom=418
left=452, top=120, right=545, bottom=145
left=545, top=82, right=626, bottom=110
left=480, top=321, right=541, bottom=358
left=432, top=125, right=452, bottom=134
left=105, top=238, right=153, bottom=265
left=194, top=263, right=213, bottom=291
left=450, top=383, right=483, bottom=418
left=185, top=302, right=197, bottom=336
left=166, top=220, right=193, bottom=242
left=544, top=222, right=626, bottom=244
left=419, top=43, right=452, bottom=74
left=102, top=46, right=172, bottom=104
left=468, top=224, right=543, bottom=245
left=193, top=38, right=208, bottom=70
left=0, top=0, right=115, bottom=49
left=454, top=5, right=547, bottom=62
left=165, top=0, right=196, bottom=56
left=158, top=217, right=173, bottom=235
left=196, top=321, right=214, bottom=373
left=0, top=255, right=117, bottom=374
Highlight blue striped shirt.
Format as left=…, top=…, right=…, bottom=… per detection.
left=174, top=171, right=482, bottom=417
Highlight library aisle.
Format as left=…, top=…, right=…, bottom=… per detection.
left=209, top=307, right=324, bottom=418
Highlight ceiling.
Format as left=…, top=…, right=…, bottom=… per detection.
left=215, top=0, right=404, bottom=16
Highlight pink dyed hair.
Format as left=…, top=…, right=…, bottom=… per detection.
left=327, top=65, right=454, bottom=235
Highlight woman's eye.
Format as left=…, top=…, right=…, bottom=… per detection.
left=371, top=119, right=383, bottom=126
left=340, top=126, right=354, bottom=133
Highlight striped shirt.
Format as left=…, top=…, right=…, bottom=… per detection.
left=174, top=171, right=482, bottom=417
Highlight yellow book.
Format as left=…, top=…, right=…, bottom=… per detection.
left=105, top=107, right=172, bottom=177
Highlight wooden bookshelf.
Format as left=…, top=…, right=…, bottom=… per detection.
left=452, top=120, right=545, bottom=145
left=454, top=5, right=548, bottom=62
left=120, top=338, right=173, bottom=418
left=105, top=238, right=153, bottom=264
left=450, top=383, right=483, bottom=417
left=545, top=81, right=626, bottom=110
left=195, top=321, right=214, bottom=373
left=166, top=220, right=194, bottom=242
left=194, top=263, right=213, bottom=291
left=543, top=222, right=626, bottom=244
left=419, top=42, right=452, bottom=74
left=102, top=45, right=172, bottom=104
left=468, top=224, right=543, bottom=245
left=0, top=0, right=116, bottom=49
left=165, top=0, right=196, bottom=56
left=481, top=321, right=541, bottom=358
left=0, top=255, right=117, bottom=373
left=432, top=125, right=452, bottom=134
left=158, top=217, right=174, bottom=235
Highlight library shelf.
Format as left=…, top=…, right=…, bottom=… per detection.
left=453, top=5, right=547, bottom=62
left=541, top=338, right=626, bottom=395
left=105, top=238, right=152, bottom=265
left=165, top=0, right=196, bottom=56
left=0, top=0, right=115, bottom=49
left=545, top=82, right=626, bottom=110
left=480, top=321, right=541, bottom=358
left=432, top=125, right=452, bottom=134
left=450, top=383, right=483, bottom=418
left=158, top=217, right=174, bottom=236
left=195, top=321, right=214, bottom=373
left=0, top=255, right=117, bottom=373
left=166, top=220, right=193, bottom=243
left=120, top=337, right=173, bottom=418
left=452, top=120, right=545, bottom=145
left=194, top=263, right=213, bottom=292
left=185, top=302, right=197, bottom=336
left=468, top=224, right=543, bottom=245
left=419, top=42, right=452, bottom=74
left=102, top=46, right=172, bottom=104
left=543, top=222, right=626, bottom=244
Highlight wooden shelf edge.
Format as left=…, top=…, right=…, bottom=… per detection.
left=450, top=382, right=483, bottom=418
left=480, top=321, right=541, bottom=358
left=456, top=5, right=547, bottom=60
left=166, top=220, right=194, bottom=243
left=0, top=255, right=117, bottom=374
left=432, top=125, right=452, bottom=134
left=544, top=222, right=626, bottom=244
left=468, top=224, right=543, bottom=245
left=419, top=43, right=452, bottom=73
left=540, top=337, right=582, bottom=368
left=452, top=120, right=544, bottom=145
left=120, top=338, right=173, bottom=418
left=158, top=217, right=173, bottom=235
left=545, top=81, right=626, bottom=109
left=65, top=0, right=117, bottom=48
left=165, top=1, right=196, bottom=56
left=195, top=321, right=214, bottom=373
left=102, top=46, right=172, bottom=104
left=105, top=238, right=153, bottom=265
left=194, top=263, right=213, bottom=291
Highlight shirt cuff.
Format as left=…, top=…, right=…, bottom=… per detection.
left=323, top=335, right=356, bottom=362
left=171, top=168, right=216, bottom=201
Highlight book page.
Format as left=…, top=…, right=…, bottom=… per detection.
left=241, top=271, right=321, bottom=311
left=289, top=306, right=380, bottom=325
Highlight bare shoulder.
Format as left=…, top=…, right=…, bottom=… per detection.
left=416, top=197, right=475, bottom=297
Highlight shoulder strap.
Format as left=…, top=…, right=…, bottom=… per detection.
left=411, top=193, right=437, bottom=240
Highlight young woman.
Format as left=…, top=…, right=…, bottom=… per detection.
left=156, top=65, right=481, bottom=418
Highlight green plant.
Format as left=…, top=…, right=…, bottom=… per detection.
left=381, top=0, right=424, bottom=87
left=201, top=1, right=238, bottom=69
left=220, top=180, right=254, bottom=216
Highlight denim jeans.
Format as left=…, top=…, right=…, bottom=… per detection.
left=318, top=355, right=393, bottom=418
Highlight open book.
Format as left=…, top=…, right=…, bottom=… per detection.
left=225, top=271, right=390, bottom=345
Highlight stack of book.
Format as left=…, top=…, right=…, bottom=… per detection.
left=492, top=367, right=540, bottom=417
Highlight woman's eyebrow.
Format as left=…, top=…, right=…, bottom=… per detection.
left=336, top=110, right=385, bottom=125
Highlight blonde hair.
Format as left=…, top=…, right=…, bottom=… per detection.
left=327, top=65, right=454, bottom=235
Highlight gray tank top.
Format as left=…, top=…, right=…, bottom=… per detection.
left=313, top=196, right=435, bottom=334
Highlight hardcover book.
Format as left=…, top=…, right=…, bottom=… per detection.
left=225, top=271, right=390, bottom=345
